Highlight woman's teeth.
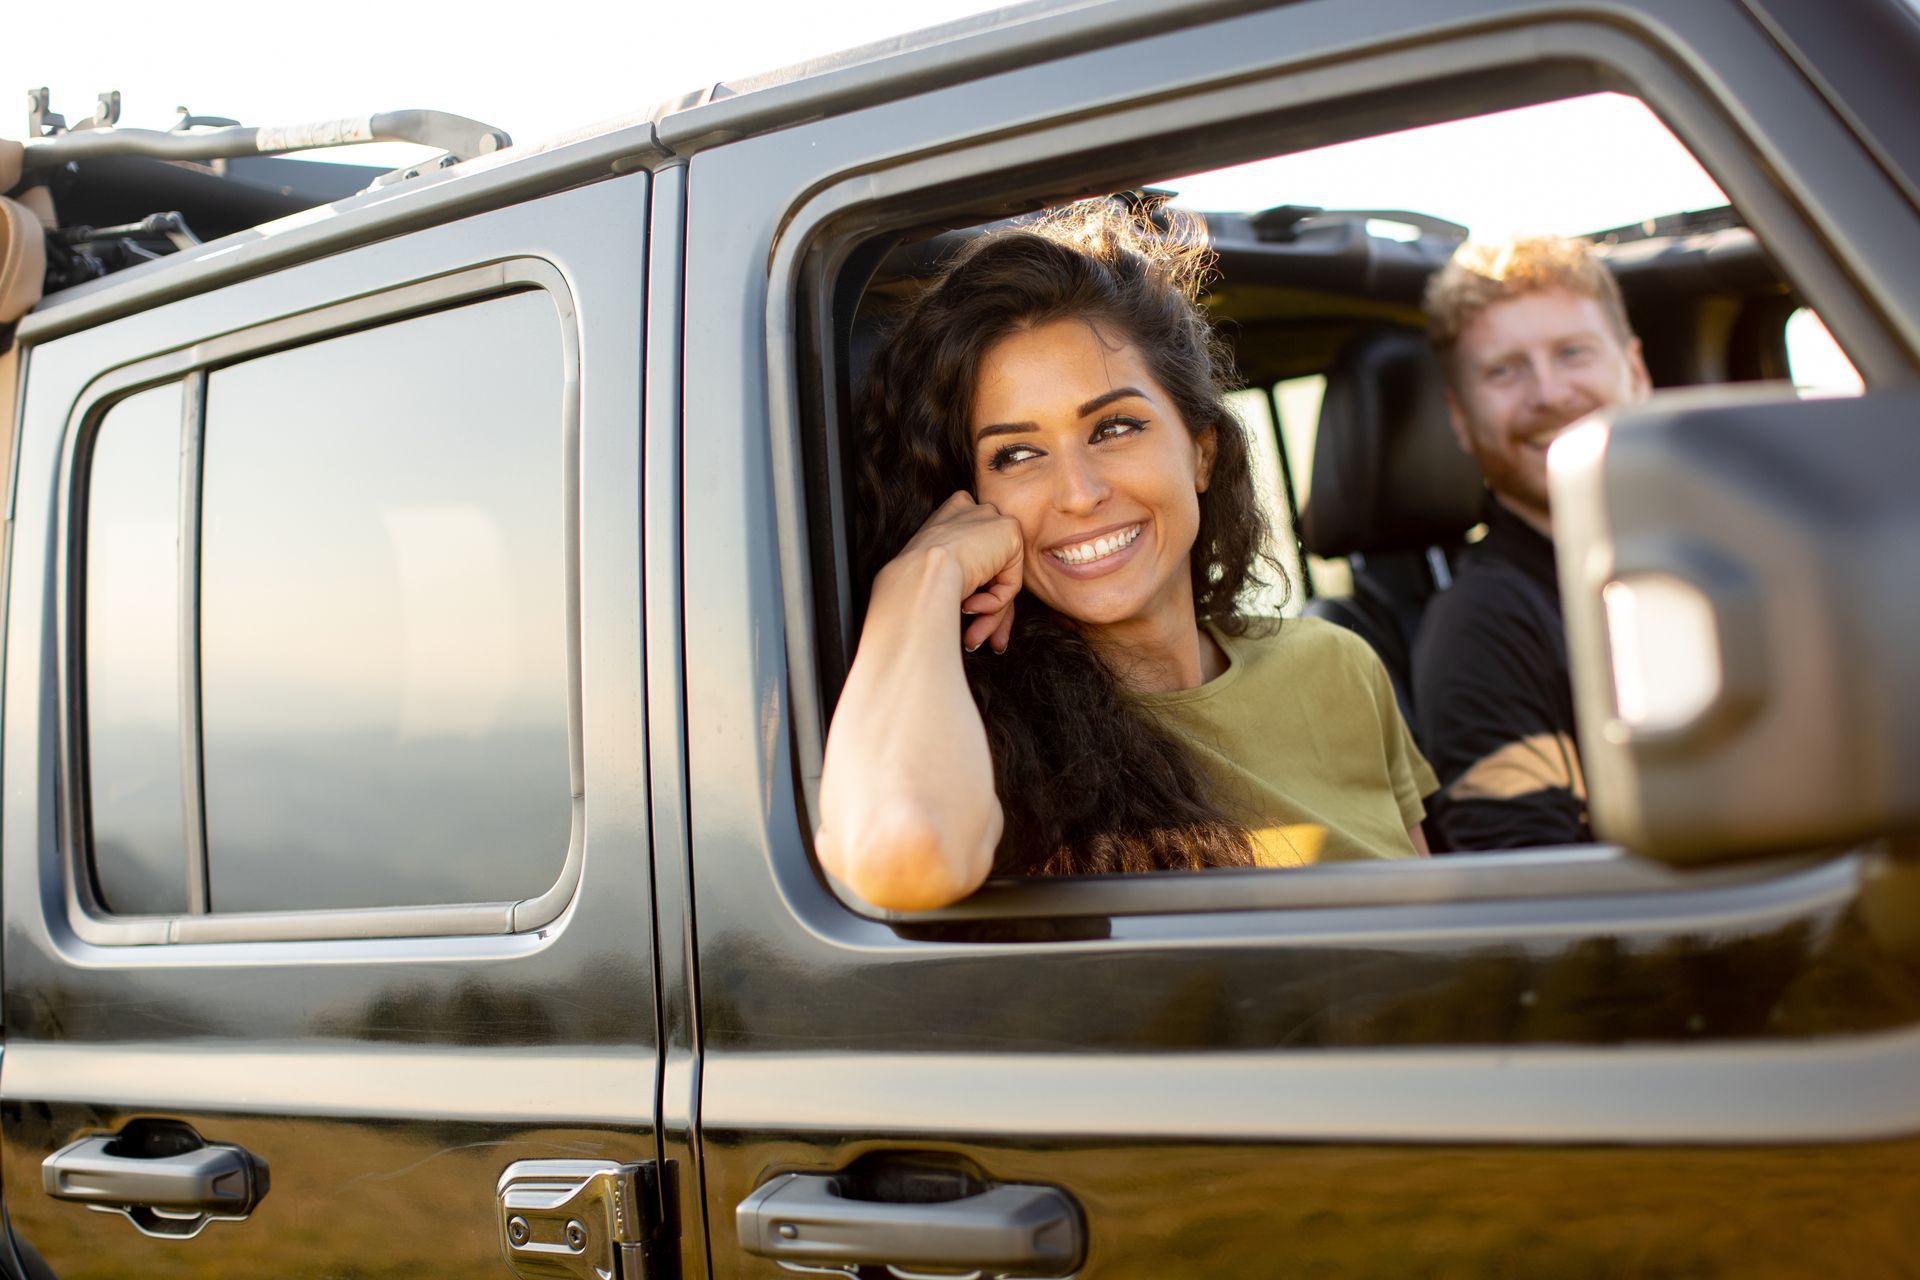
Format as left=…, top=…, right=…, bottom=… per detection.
left=1049, top=524, right=1141, bottom=566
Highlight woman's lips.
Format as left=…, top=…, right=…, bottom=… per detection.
left=1043, top=520, right=1146, bottom=579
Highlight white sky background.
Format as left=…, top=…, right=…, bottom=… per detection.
left=1157, top=94, right=1727, bottom=237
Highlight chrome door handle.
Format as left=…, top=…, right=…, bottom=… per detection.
left=43, top=1125, right=268, bottom=1238
left=737, top=1171, right=1082, bottom=1276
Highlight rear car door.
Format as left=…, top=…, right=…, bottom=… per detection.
left=1, top=173, right=661, bottom=1278
left=666, top=0, right=1920, bottom=1274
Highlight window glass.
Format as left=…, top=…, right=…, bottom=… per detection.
left=1223, top=387, right=1299, bottom=616
left=1272, top=375, right=1324, bottom=494
left=86, top=383, right=188, bottom=915
left=1271, top=375, right=1352, bottom=600
left=1785, top=308, right=1864, bottom=398
left=198, top=293, right=572, bottom=912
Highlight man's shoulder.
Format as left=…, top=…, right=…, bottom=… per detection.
left=1419, top=553, right=1539, bottom=639
left=1413, top=554, right=1570, bottom=697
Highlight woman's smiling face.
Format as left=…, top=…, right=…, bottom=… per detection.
left=970, top=317, right=1214, bottom=636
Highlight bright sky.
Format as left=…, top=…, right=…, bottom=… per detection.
left=10, top=1, right=1725, bottom=239
left=1157, top=93, right=1727, bottom=238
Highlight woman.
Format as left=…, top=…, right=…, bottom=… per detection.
left=817, top=200, right=1435, bottom=912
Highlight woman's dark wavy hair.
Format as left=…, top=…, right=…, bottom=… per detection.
left=854, top=199, right=1288, bottom=877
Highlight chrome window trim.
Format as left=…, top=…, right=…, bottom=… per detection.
left=177, top=371, right=210, bottom=915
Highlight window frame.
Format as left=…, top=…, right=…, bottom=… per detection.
left=58, top=259, right=586, bottom=945
left=80, top=377, right=196, bottom=916
left=762, top=15, right=1909, bottom=925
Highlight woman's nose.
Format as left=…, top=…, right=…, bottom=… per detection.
left=1050, top=449, right=1110, bottom=514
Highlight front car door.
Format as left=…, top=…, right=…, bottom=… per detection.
left=666, top=0, right=1920, bottom=1274
left=1, top=172, right=662, bottom=1278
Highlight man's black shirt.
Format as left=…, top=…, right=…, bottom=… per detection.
left=1412, top=498, right=1590, bottom=851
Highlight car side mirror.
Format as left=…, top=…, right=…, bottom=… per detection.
left=1549, top=385, right=1920, bottom=863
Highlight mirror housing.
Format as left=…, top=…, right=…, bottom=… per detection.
left=1549, top=386, right=1920, bottom=862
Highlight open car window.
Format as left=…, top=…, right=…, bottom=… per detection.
left=816, top=78, right=1868, bottom=892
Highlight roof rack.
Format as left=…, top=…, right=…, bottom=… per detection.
left=20, top=91, right=510, bottom=173
left=1246, top=204, right=1469, bottom=245
left=1585, top=205, right=1744, bottom=245
left=9, top=89, right=515, bottom=294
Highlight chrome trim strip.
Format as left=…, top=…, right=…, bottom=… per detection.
left=178, top=371, right=209, bottom=914
left=704, top=1021, right=1920, bottom=1144
left=1, top=1040, right=650, bottom=1124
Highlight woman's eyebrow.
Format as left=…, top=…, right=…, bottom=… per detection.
left=975, top=420, right=1038, bottom=444
left=1077, top=386, right=1146, bottom=416
left=973, top=387, right=1149, bottom=444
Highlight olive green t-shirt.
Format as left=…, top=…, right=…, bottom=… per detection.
left=1134, top=618, right=1439, bottom=867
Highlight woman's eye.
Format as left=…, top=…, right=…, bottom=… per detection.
left=987, top=443, right=1043, bottom=471
left=1092, top=415, right=1146, bottom=441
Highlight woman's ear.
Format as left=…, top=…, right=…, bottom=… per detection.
left=1194, top=424, right=1218, bottom=493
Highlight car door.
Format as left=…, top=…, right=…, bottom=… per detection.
left=664, top=0, right=1920, bottom=1275
left=1, top=173, right=663, bottom=1279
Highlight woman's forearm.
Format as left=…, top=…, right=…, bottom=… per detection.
left=816, top=551, right=1003, bottom=910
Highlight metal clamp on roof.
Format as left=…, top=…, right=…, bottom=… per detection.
left=19, top=97, right=511, bottom=172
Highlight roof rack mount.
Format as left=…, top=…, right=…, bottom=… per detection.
left=18, top=102, right=511, bottom=174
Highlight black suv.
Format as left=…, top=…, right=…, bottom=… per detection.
left=2, top=1, right=1918, bottom=1276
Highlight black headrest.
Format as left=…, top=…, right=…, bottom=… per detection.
left=1299, top=326, right=1485, bottom=558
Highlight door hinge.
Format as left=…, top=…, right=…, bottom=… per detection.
left=498, top=1159, right=677, bottom=1280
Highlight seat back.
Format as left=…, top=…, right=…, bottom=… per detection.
left=1298, top=327, right=1484, bottom=726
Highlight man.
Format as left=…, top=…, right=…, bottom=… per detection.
left=1412, top=235, right=1650, bottom=850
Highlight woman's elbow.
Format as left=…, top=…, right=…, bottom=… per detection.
left=816, top=803, right=998, bottom=911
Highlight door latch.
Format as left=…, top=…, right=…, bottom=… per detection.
left=497, top=1159, right=673, bottom=1280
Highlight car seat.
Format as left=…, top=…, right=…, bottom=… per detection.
left=1298, top=326, right=1485, bottom=730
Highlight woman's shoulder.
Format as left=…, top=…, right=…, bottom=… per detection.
left=1223, top=614, right=1381, bottom=673
left=1220, top=615, right=1394, bottom=712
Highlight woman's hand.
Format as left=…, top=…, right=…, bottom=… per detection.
left=884, top=490, right=1025, bottom=654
